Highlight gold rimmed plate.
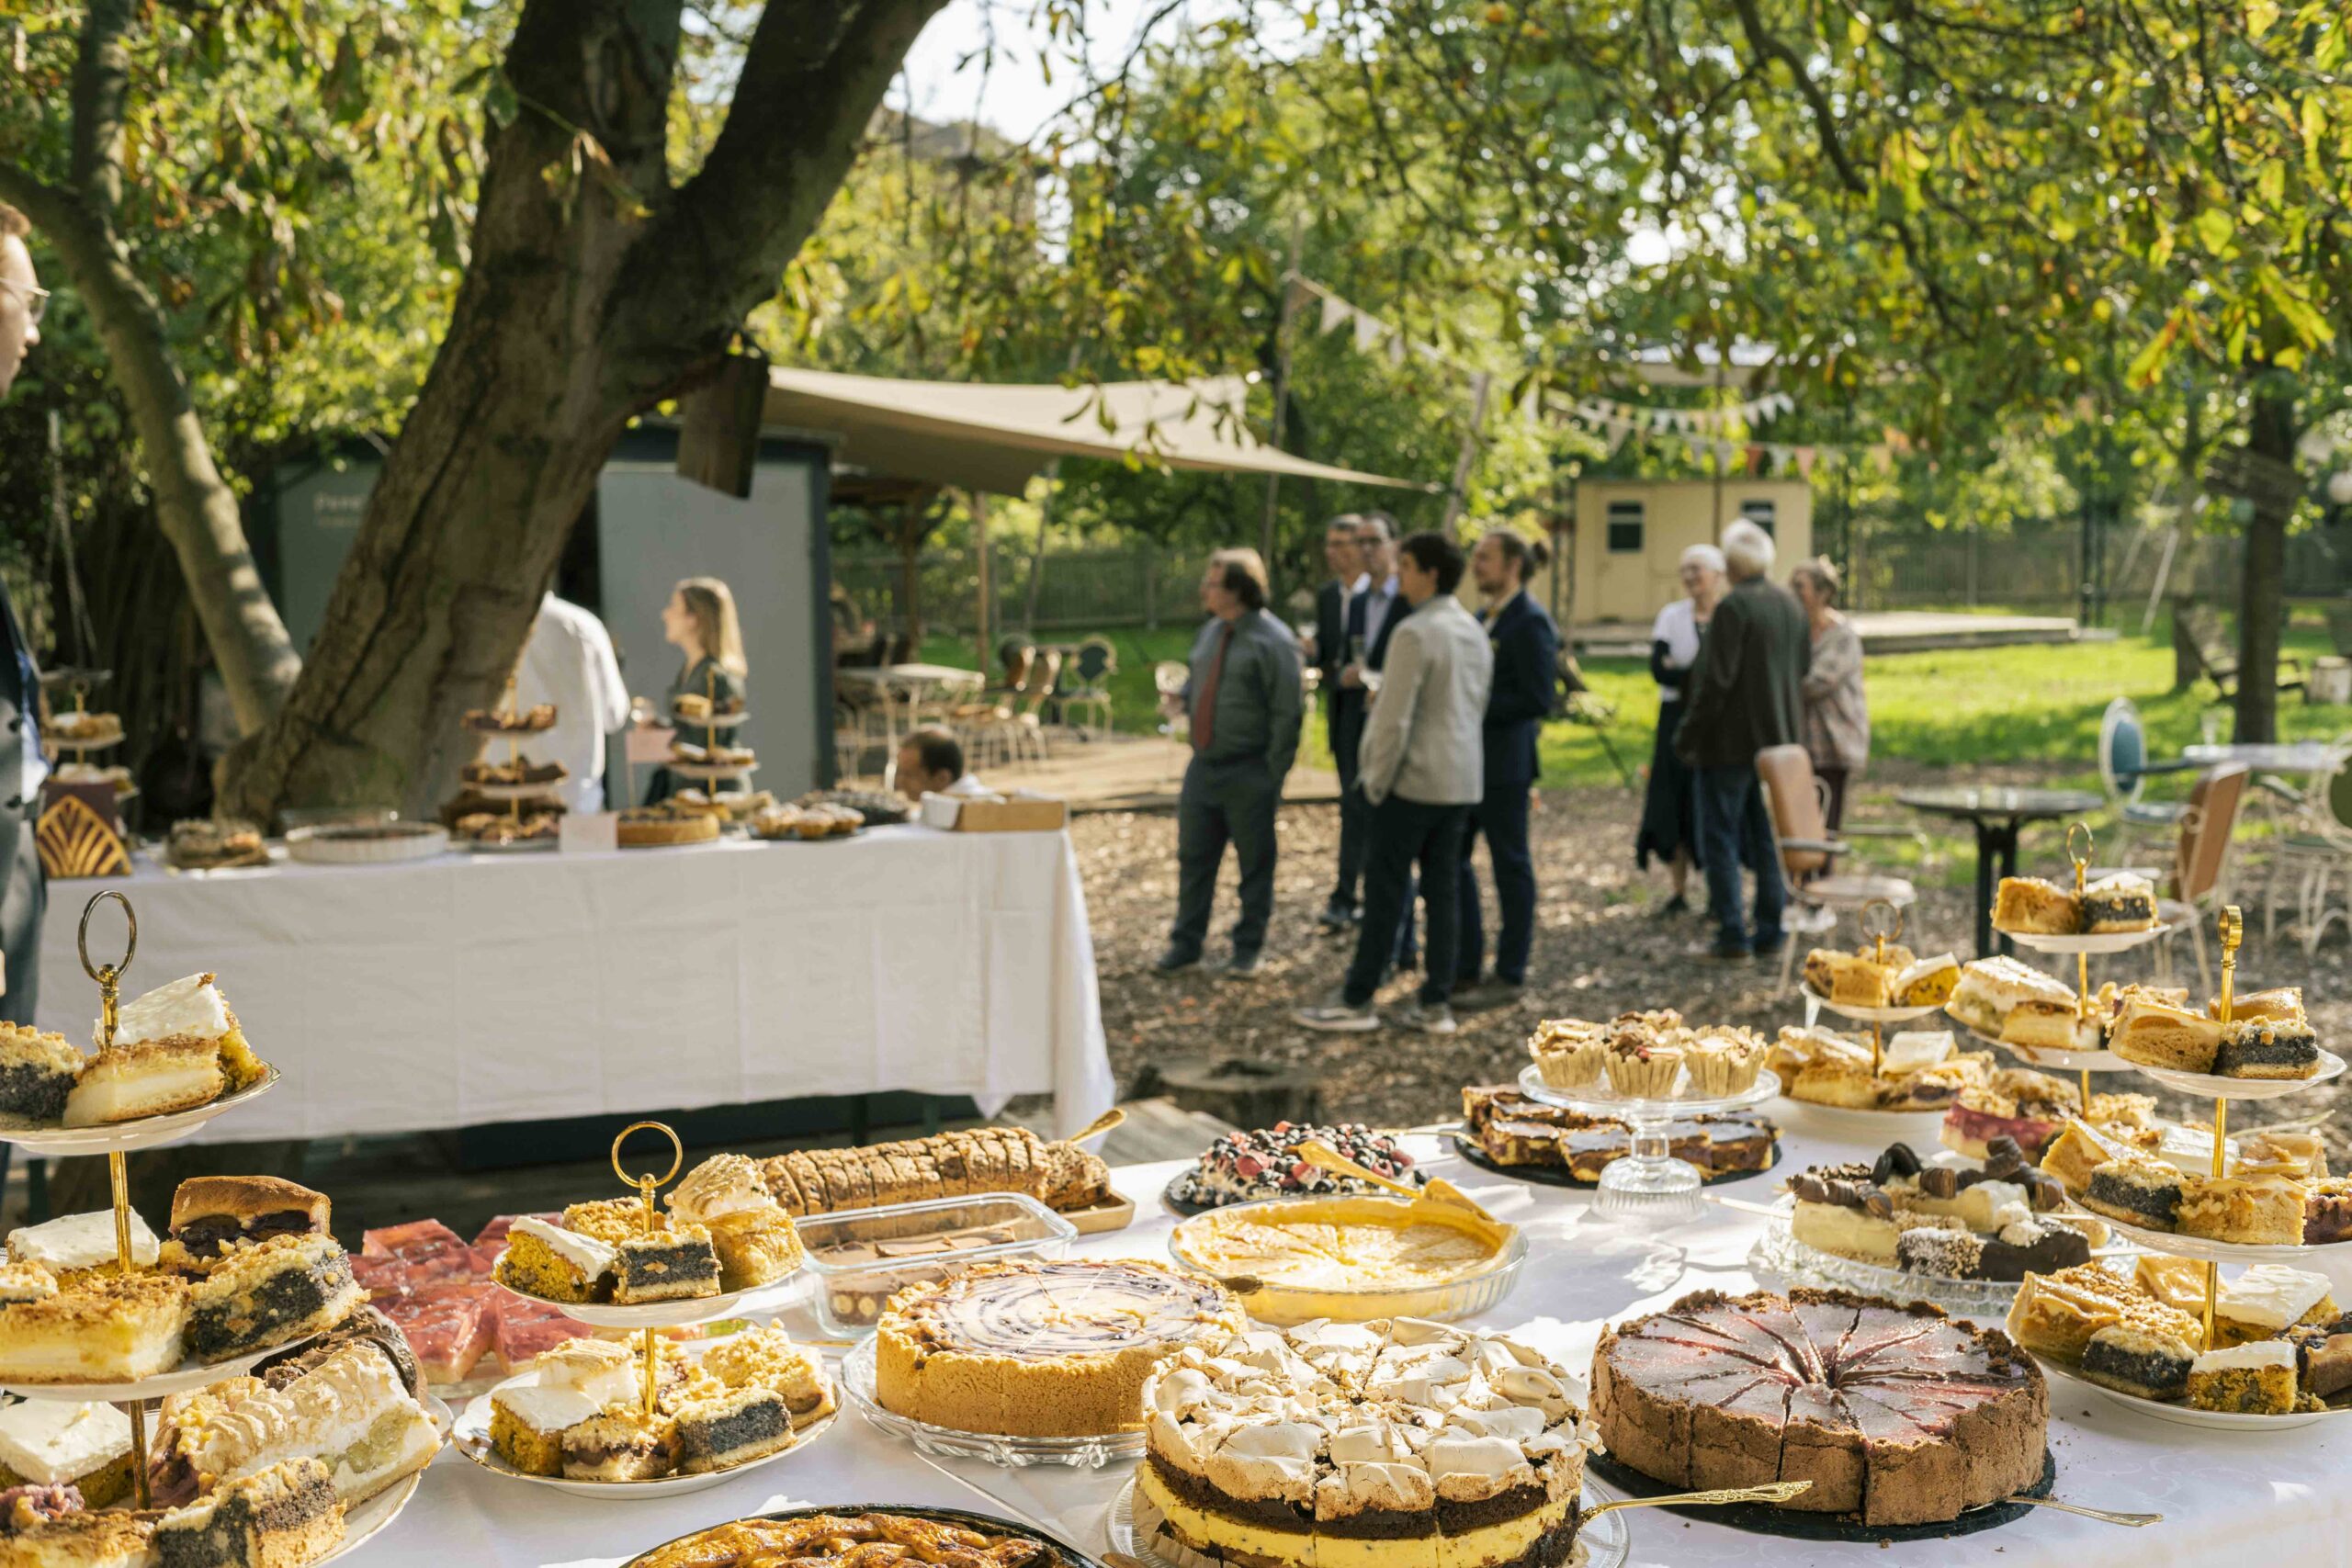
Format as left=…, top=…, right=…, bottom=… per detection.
left=1995, top=923, right=2174, bottom=955
left=0, top=1066, right=282, bottom=1156
left=1801, top=987, right=1948, bottom=1025
left=2121, top=1050, right=2346, bottom=1102
left=0, top=1327, right=315, bottom=1403
left=488, top=1262, right=802, bottom=1330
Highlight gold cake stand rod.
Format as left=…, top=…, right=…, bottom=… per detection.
left=612, top=1120, right=684, bottom=1417
left=503, top=674, right=522, bottom=826
left=78, top=889, right=150, bottom=1508
left=1582, top=1479, right=1814, bottom=1517
left=2204, top=905, right=2244, bottom=1350
left=2068, top=822, right=2096, bottom=1109
left=1860, top=898, right=1902, bottom=1075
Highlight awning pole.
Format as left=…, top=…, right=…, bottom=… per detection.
left=1259, top=216, right=1306, bottom=596
left=972, top=490, right=992, bottom=674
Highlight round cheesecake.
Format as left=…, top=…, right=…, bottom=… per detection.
left=1591, top=1288, right=2045, bottom=1527
left=874, top=1259, right=1242, bottom=1438
left=1136, top=1318, right=1596, bottom=1568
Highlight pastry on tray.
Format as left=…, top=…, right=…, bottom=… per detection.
left=0, top=1271, right=188, bottom=1384
left=757, top=1127, right=1111, bottom=1217
left=2109, top=994, right=2222, bottom=1072
left=1786, top=1137, right=2091, bottom=1282
left=1683, top=1027, right=1767, bottom=1095
left=0, top=1025, right=84, bottom=1131
left=2081, top=873, right=2157, bottom=932
left=1946, top=955, right=2075, bottom=1038
left=1166, top=1122, right=1421, bottom=1208
left=459, top=756, right=569, bottom=789
left=616, top=807, right=721, bottom=848
left=1994, top=875, right=2080, bottom=934
left=165, top=818, right=270, bottom=871
left=1767, top=1025, right=1990, bottom=1111
left=1939, top=1067, right=2080, bottom=1159
left=665, top=1155, right=803, bottom=1291
left=166, top=1176, right=331, bottom=1262
left=0, top=1401, right=133, bottom=1508
left=634, top=1513, right=1058, bottom=1568
left=1527, top=1016, right=1609, bottom=1089
left=151, top=1456, right=345, bottom=1565
left=1894, top=952, right=1962, bottom=1007
left=2216, top=1015, right=2322, bottom=1079
left=185, top=1234, right=365, bottom=1361
left=169, top=1341, right=440, bottom=1506
left=1460, top=1085, right=1777, bottom=1178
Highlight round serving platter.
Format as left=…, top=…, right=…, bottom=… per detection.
left=1764, top=1097, right=1950, bottom=1144
left=0, top=1067, right=282, bottom=1156
left=1994, top=923, right=2174, bottom=955
left=1449, top=1134, right=1782, bottom=1191
left=668, top=759, right=758, bottom=783
left=2030, top=1350, right=2346, bottom=1432
left=489, top=1261, right=802, bottom=1330
left=1747, top=1199, right=2124, bottom=1318
left=628, top=1504, right=1109, bottom=1568
left=2120, top=1050, right=2346, bottom=1101
left=841, top=1334, right=1139, bottom=1468
left=285, top=824, right=449, bottom=865
left=1108, top=1474, right=1631, bottom=1568
left=1584, top=1450, right=2056, bottom=1543
left=458, top=833, right=560, bottom=854
left=1515, top=1063, right=1781, bottom=1117
left=311, top=1394, right=452, bottom=1563
left=2058, top=1196, right=2333, bottom=1265
left=1167, top=1196, right=1530, bottom=1326
left=1800, top=987, right=1948, bottom=1025
left=669, top=708, right=749, bottom=729
left=452, top=1361, right=840, bottom=1498
left=468, top=780, right=567, bottom=803
left=0, top=1330, right=312, bottom=1403
left=1951, top=1018, right=2138, bottom=1074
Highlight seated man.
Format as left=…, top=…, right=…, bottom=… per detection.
left=895, top=725, right=990, bottom=802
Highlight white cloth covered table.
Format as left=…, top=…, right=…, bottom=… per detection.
left=376, top=1119, right=2352, bottom=1568
left=32, top=824, right=1114, bottom=1140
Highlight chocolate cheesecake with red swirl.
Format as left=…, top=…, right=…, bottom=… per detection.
left=874, top=1259, right=1244, bottom=1438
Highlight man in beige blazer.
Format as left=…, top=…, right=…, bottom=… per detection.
left=1298, top=531, right=1492, bottom=1034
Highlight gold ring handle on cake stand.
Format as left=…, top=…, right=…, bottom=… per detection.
left=612, top=1120, right=686, bottom=1416
left=76, top=889, right=152, bottom=1506
left=1582, top=1479, right=1814, bottom=1517
left=2066, top=822, right=2097, bottom=1108
left=1858, top=898, right=1903, bottom=1074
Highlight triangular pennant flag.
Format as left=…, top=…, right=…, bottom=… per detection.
left=1795, top=446, right=1816, bottom=477
left=1352, top=310, right=1385, bottom=354
left=1318, top=293, right=1351, bottom=336
left=1746, top=445, right=1766, bottom=473
left=1602, top=420, right=1632, bottom=455
left=1386, top=331, right=1408, bottom=367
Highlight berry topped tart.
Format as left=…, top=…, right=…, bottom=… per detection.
left=1167, top=1122, right=1421, bottom=1210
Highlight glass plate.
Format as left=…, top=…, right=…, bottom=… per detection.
left=1747, top=1210, right=2035, bottom=1318
left=1517, top=1063, right=1781, bottom=1115
left=1107, top=1474, right=1629, bottom=1568
left=842, top=1336, right=1141, bottom=1468
left=1166, top=1196, right=1527, bottom=1326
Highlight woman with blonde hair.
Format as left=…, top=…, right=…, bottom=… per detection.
left=1791, top=556, right=1867, bottom=828
left=648, top=576, right=750, bottom=800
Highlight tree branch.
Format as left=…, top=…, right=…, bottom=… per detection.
left=69, top=0, right=133, bottom=216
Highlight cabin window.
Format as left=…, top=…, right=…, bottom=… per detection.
left=1605, top=501, right=1645, bottom=554
left=1739, top=499, right=1777, bottom=536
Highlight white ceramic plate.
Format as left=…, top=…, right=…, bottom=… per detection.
left=1108, top=1475, right=1629, bottom=1568
left=451, top=1366, right=837, bottom=1497
left=1996, top=923, right=2174, bottom=954
left=2123, top=1050, right=2346, bottom=1102
left=1801, top=987, right=1948, bottom=1025
left=1516, top=1063, right=1781, bottom=1116
left=2059, top=1196, right=2331, bottom=1265
left=466, top=781, right=566, bottom=802
left=0, top=1067, right=281, bottom=1156
left=1765, top=1097, right=1951, bottom=1143
left=1, top=1331, right=310, bottom=1403
left=1950, top=1019, right=2138, bottom=1074
left=488, top=1262, right=801, bottom=1329
left=2031, top=1352, right=2344, bottom=1431
left=312, top=1396, right=451, bottom=1562
left=285, top=825, right=450, bottom=865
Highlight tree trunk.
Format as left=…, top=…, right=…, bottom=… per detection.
left=219, top=0, right=949, bottom=820
left=2234, top=382, right=2297, bottom=744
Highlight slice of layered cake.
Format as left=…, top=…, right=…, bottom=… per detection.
left=184, top=1343, right=441, bottom=1505
left=612, top=1225, right=721, bottom=1304
left=664, top=1156, right=803, bottom=1292
left=151, top=1456, right=344, bottom=1567
left=488, top=1339, right=639, bottom=1476
left=112, top=973, right=268, bottom=1092
left=185, top=1235, right=363, bottom=1361
left=8, top=1210, right=161, bottom=1285
left=0, top=1401, right=133, bottom=1508
left=493, top=1218, right=616, bottom=1303
left=673, top=1386, right=796, bottom=1474
left=0, top=1025, right=83, bottom=1129
left=561, top=1405, right=677, bottom=1483
left=168, top=1178, right=331, bottom=1262
left=0, top=1272, right=187, bottom=1383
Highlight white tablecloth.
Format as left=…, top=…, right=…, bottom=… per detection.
left=376, top=1114, right=2352, bottom=1568
left=33, top=826, right=1114, bottom=1141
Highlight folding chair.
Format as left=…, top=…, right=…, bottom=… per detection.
left=1756, top=744, right=1918, bottom=992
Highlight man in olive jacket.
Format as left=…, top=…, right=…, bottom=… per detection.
left=1675, top=520, right=1808, bottom=959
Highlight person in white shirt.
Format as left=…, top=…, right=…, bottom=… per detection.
left=895, top=726, right=990, bottom=802
left=515, top=593, right=629, bottom=813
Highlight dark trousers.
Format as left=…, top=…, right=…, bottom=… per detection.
left=1346, top=795, right=1468, bottom=1008
left=1695, top=763, right=1786, bottom=951
left=1170, top=754, right=1279, bottom=960
left=1818, top=765, right=1850, bottom=832
left=1456, top=780, right=1535, bottom=985
left=1329, top=699, right=1367, bottom=908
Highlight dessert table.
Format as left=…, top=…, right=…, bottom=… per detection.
left=383, top=1115, right=2352, bottom=1568
left=30, top=824, right=1114, bottom=1140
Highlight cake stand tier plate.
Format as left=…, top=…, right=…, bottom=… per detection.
left=1515, top=1063, right=1779, bottom=1117
left=1110, top=1474, right=1630, bottom=1568
left=1994, top=923, right=2173, bottom=954
left=841, top=1334, right=1139, bottom=1468
left=670, top=708, right=748, bottom=729
left=2029, top=1348, right=2344, bottom=1431
left=2121, top=1049, right=2346, bottom=1100
left=453, top=1369, right=838, bottom=1498
left=1516, top=1066, right=1778, bottom=1219
left=1952, top=1019, right=2138, bottom=1074
left=1764, top=1098, right=1950, bottom=1144
left=2060, top=1196, right=2333, bottom=1264
left=1450, top=1134, right=1782, bottom=1192
left=0, top=1067, right=281, bottom=1156
left=1801, top=987, right=1947, bottom=1025
left=667, top=759, right=758, bottom=782
left=0, top=1330, right=311, bottom=1402
left=629, top=1504, right=1109, bottom=1568
left=468, top=781, right=567, bottom=802
left=489, top=1258, right=802, bottom=1329
left=314, top=1396, right=451, bottom=1563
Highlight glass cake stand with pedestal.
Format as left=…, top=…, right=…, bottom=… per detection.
left=1515, top=1063, right=1780, bottom=1222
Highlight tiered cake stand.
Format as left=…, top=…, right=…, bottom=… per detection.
left=461, top=677, right=564, bottom=851
left=668, top=664, right=757, bottom=796
left=1800, top=899, right=1945, bottom=1073
left=456, top=1120, right=827, bottom=1497
left=1964, top=825, right=2163, bottom=1106
left=0, top=893, right=428, bottom=1558
left=48, top=680, right=133, bottom=805
left=1515, top=1064, right=1780, bottom=1223
left=2046, top=905, right=2350, bottom=1429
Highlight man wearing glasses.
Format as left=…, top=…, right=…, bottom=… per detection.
left=0, top=203, right=51, bottom=1031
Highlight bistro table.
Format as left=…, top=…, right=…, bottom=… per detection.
left=2183, top=739, right=2337, bottom=775
left=837, top=663, right=988, bottom=782
left=1897, top=784, right=2103, bottom=956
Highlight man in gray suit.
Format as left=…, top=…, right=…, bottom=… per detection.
left=1156, top=553, right=1303, bottom=978
left=0, top=205, right=49, bottom=1029
left=1298, top=532, right=1491, bottom=1034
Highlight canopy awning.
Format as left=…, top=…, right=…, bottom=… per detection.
left=762, top=367, right=1433, bottom=496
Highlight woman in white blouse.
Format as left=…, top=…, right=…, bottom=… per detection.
left=1635, top=545, right=1726, bottom=913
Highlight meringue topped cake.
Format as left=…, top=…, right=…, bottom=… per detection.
left=182, top=1343, right=440, bottom=1504
left=1136, top=1317, right=1596, bottom=1568
left=112, top=971, right=268, bottom=1091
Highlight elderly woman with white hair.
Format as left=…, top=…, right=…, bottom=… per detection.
left=1634, top=542, right=1727, bottom=912
left=1674, top=520, right=1811, bottom=960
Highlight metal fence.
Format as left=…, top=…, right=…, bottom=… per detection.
left=833, top=546, right=1212, bottom=636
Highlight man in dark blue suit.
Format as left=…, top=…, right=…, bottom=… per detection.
left=0, top=205, right=49, bottom=1031
left=1310, top=515, right=1365, bottom=926
left=1327, top=514, right=1402, bottom=932
left=1453, top=529, right=1560, bottom=1010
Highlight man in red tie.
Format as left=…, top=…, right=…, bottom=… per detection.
left=1155, top=552, right=1304, bottom=977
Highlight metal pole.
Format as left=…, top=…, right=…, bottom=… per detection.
left=1259, top=214, right=1306, bottom=598
left=972, top=491, right=991, bottom=674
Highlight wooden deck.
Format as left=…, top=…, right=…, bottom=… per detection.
left=1572, top=609, right=2086, bottom=658
left=892, top=732, right=1342, bottom=814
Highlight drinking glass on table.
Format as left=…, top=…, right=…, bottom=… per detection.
left=2199, top=709, right=2223, bottom=748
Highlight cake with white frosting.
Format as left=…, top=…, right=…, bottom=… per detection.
left=0, top=1401, right=134, bottom=1507
left=1136, top=1318, right=1596, bottom=1568
left=61, top=973, right=268, bottom=1127
left=7, top=1210, right=160, bottom=1281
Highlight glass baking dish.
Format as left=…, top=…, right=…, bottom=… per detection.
left=1166, top=1195, right=1528, bottom=1326
left=797, top=1192, right=1078, bottom=1338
